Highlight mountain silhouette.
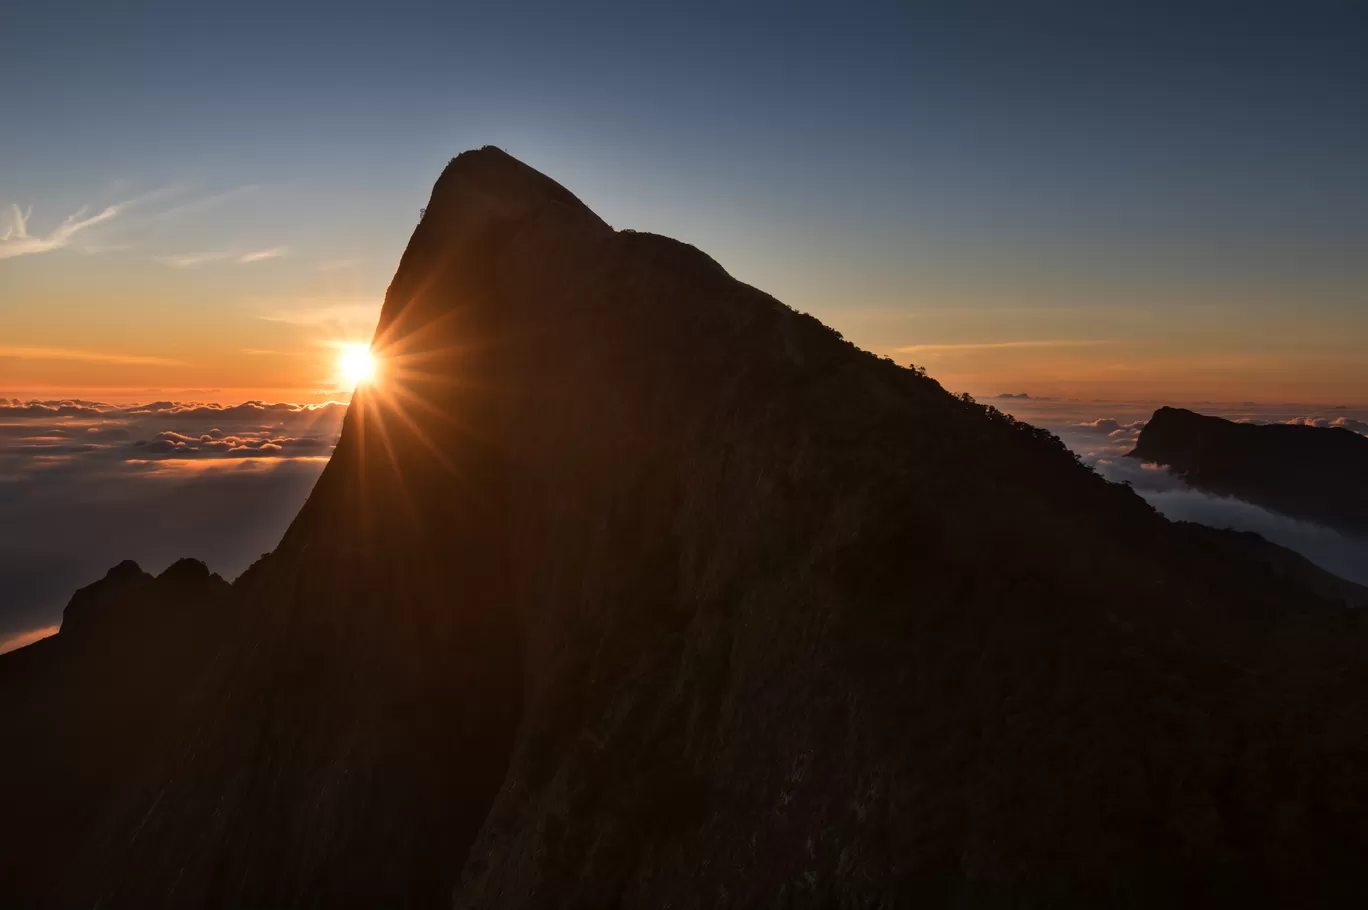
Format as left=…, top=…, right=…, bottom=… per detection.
left=1131, top=406, right=1368, bottom=535
left=0, top=559, right=234, bottom=899
left=6, top=148, right=1368, bottom=907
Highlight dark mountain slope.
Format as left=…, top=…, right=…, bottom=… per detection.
left=0, top=560, right=233, bottom=901
left=1131, top=406, right=1368, bottom=535
left=10, top=148, right=1368, bottom=907
left=1175, top=523, right=1368, bottom=608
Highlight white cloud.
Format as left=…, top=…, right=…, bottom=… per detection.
left=0, top=201, right=126, bottom=260
left=0, top=401, right=340, bottom=643
left=237, top=246, right=287, bottom=263
left=0, top=186, right=176, bottom=260
left=159, top=246, right=288, bottom=268
left=1284, top=416, right=1368, bottom=435
left=1091, top=457, right=1368, bottom=586
left=158, top=251, right=233, bottom=268
left=149, top=185, right=260, bottom=221
left=1, top=204, right=32, bottom=241
left=1073, top=417, right=1147, bottom=434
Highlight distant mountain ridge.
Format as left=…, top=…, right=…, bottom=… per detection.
left=6, top=149, right=1368, bottom=907
left=1130, top=406, right=1368, bottom=535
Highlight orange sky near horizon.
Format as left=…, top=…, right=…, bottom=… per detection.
left=5, top=3, right=1368, bottom=412
left=5, top=299, right=1367, bottom=407
left=5, top=279, right=1365, bottom=407
left=3, top=165, right=1366, bottom=408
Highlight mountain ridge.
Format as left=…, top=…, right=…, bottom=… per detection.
left=1130, top=405, right=1368, bottom=535
left=5, top=148, right=1368, bottom=907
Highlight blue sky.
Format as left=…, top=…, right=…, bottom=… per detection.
left=3, top=0, right=1366, bottom=400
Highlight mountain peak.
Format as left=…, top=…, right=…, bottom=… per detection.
left=430, top=146, right=602, bottom=224
left=105, top=558, right=146, bottom=580
left=371, top=147, right=611, bottom=350
left=59, top=560, right=153, bottom=636
left=10, top=151, right=1368, bottom=907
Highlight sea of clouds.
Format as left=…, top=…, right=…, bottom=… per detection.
left=0, top=398, right=347, bottom=651
left=992, top=395, right=1368, bottom=588
left=3, top=391, right=1366, bottom=653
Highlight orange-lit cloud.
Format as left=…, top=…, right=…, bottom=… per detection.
left=0, top=624, right=58, bottom=655
left=894, top=339, right=1115, bottom=353
left=257, top=300, right=381, bottom=328
left=0, top=347, right=185, bottom=366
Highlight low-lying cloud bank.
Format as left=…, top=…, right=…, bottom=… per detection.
left=1003, top=399, right=1368, bottom=589
left=1088, top=456, right=1368, bottom=587
left=1, top=398, right=346, bottom=466
left=0, top=398, right=348, bottom=650
left=2, top=397, right=346, bottom=422
left=5, top=392, right=1364, bottom=650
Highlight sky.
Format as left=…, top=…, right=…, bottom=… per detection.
left=3, top=2, right=1368, bottom=648
left=2, top=0, right=1366, bottom=403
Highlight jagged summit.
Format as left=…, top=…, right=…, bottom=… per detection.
left=6, top=150, right=1368, bottom=907
left=107, top=558, right=146, bottom=579
left=1, top=556, right=235, bottom=899
left=59, top=560, right=152, bottom=636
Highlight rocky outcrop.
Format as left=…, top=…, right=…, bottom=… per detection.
left=7, top=150, right=1368, bottom=907
left=0, top=559, right=234, bottom=901
left=1130, top=406, right=1368, bottom=535
left=58, top=559, right=154, bottom=637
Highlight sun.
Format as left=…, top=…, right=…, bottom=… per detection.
left=339, top=343, right=376, bottom=388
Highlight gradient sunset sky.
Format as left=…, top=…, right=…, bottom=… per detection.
left=3, top=1, right=1365, bottom=403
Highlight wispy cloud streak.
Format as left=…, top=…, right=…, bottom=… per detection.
left=159, top=246, right=288, bottom=267
left=0, top=202, right=126, bottom=260
left=237, top=246, right=287, bottom=263
left=895, top=339, right=1114, bottom=353
left=258, top=301, right=381, bottom=328
left=150, top=185, right=260, bottom=220
left=0, top=346, right=184, bottom=366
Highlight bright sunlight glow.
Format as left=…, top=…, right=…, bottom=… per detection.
left=339, top=343, right=376, bottom=388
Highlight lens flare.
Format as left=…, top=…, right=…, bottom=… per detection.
left=339, top=344, right=376, bottom=388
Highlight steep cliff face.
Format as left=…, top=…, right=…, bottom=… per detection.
left=1131, top=406, right=1368, bottom=535
left=11, top=149, right=1368, bottom=907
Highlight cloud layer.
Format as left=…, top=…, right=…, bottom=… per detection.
left=5, top=391, right=1363, bottom=654
left=1088, top=456, right=1368, bottom=587
left=1, top=184, right=285, bottom=266
left=1004, top=399, right=1368, bottom=589
left=0, top=398, right=347, bottom=649
left=158, top=246, right=288, bottom=267
left=0, top=201, right=128, bottom=259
